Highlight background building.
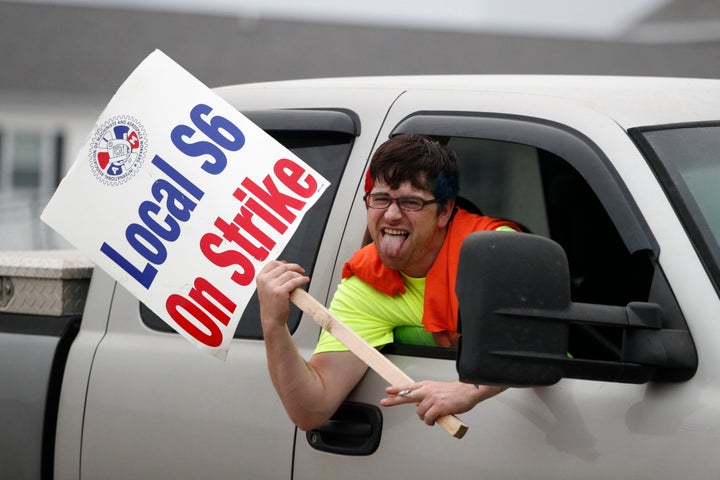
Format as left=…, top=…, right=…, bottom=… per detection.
left=1, top=0, right=719, bottom=249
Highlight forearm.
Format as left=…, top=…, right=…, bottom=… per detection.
left=257, top=261, right=333, bottom=429
left=257, top=261, right=369, bottom=430
left=470, top=382, right=507, bottom=405
left=262, top=322, right=334, bottom=430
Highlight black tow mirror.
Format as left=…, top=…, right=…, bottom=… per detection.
left=455, top=232, right=697, bottom=387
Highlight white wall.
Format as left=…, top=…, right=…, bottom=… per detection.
left=0, top=92, right=105, bottom=250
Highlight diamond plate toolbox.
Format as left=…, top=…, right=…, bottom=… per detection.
left=0, top=251, right=94, bottom=316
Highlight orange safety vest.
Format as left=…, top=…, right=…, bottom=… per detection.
left=342, top=208, right=519, bottom=339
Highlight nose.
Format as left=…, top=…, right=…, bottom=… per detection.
left=383, top=201, right=403, bottom=220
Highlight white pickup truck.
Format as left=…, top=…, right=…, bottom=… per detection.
left=2, top=75, right=719, bottom=479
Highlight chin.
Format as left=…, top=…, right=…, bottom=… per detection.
left=377, top=255, right=403, bottom=271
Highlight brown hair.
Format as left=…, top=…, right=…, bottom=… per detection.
left=364, top=134, right=459, bottom=206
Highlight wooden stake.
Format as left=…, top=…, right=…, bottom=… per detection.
left=290, top=288, right=468, bottom=439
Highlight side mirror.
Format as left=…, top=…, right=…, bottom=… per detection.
left=455, top=232, right=697, bottom=387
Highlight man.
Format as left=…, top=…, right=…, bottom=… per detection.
left=257, top=134, right=518, bottom=431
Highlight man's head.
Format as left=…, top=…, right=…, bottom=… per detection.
left=364, top=134, right=460, bottom=208
left=363, top=134, right=459, bottom=277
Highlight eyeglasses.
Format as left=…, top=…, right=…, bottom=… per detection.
left=363, top=193, right=440, bottom=211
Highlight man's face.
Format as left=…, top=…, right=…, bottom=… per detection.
left=367, top=180, right=454, bottom=277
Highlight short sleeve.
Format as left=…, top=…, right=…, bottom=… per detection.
left=313, top=274, right=424, bottom=355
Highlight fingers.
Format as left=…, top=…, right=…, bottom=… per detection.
left=257, top=260, right=310, bottom=331
left=382, top=381, right=499, bottom=426
left=259, top=259, right=307, bottom=282
left=381, top=383, right=419, bottom=407
left=408, top=385, right=439, bottom=425
left=385, top=383, right=418, bottom=397
left=381, top=383, right=439, bottom=425
left=416, top=399, right=442, bottom=426
left=258, top=260, right=309, bottom=293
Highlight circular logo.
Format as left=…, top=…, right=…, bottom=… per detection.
left=89, top=115, right=147, bottom=185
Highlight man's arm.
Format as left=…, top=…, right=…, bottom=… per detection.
left=257, top=261, right=368, bottom=431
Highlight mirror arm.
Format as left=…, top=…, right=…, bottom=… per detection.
left=496, top=301, right=662, bottom=329
left=493, top=301, right=694, bottom=376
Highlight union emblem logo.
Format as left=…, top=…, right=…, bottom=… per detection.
left=89, top=115, right=147, bottom=185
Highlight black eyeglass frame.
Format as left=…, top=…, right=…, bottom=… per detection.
left=363, top=192, right=441, bottom=211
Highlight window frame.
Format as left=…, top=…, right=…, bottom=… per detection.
left=385, top=111, right=667, bottom=361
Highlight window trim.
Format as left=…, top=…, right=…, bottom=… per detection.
left=243, top=108, right=360, bottom=136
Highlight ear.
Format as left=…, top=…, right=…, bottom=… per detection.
left=437, top=200, right=455, bottom=228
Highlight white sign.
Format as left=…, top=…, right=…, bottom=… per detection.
left=41, top=50, right=330, bottom=360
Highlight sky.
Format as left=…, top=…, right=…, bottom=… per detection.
left=15, top=0, right=672, bottom=40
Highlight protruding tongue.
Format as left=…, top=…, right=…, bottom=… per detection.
left=380, top=232, right=406, bottom=258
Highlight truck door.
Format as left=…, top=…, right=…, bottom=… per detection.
left=293, top=90, right=715, bottom=479
left=78, top=109, right=358, bottom=479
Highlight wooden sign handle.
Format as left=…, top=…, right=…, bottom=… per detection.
left=290, top=288, right=468, bottom=439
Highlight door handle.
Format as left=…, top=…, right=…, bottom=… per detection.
left=306, top=401, right=382, bottom=455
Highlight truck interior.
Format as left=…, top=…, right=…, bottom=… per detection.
left=446, top=137, right=656, bottom=362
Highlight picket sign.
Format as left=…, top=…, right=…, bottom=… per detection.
left=290, top=289, right=469, bottom=438
left=40, top=49, right=465, bottom=438
left=41, top=49, right=331, bottom=360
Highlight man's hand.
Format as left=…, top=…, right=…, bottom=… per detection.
left=381, top=380, right=507, bottom=426
left=257, top=260, right=309, bottom=332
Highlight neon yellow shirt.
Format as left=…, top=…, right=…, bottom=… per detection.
left=313, top=225, right=517, bottom=354
left=313, top=273, right=426, bottom=354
